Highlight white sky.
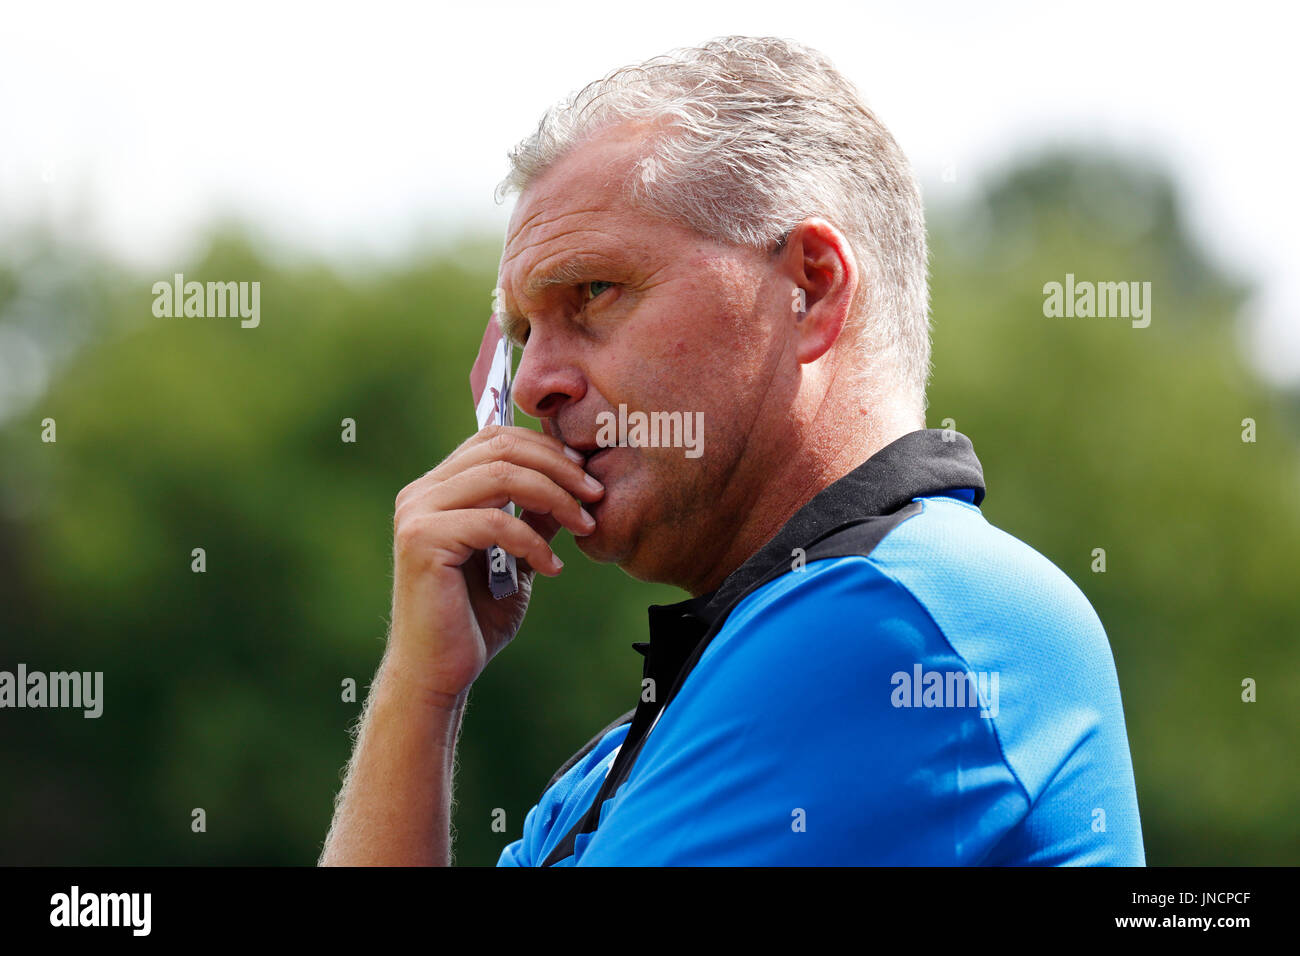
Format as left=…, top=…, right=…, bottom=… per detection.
left=2, top=0, right=1297, bottom=383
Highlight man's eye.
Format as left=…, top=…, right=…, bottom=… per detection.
left=584, top=280, right=615, bottom=302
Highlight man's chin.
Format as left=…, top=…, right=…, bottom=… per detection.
left=572, top=523, right=628, bottom=565
left=571, top=485, right=647, bottom=566
left=569, top=466, right=678, bottom=576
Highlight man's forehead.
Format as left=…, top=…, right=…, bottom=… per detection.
left=504, top=146, right=638, bottom=251
left=499, top=175, right=650, bottom=312
left=498, top=207, right=640, bottom=312
left=502, top=201, right=627, bottom=273
left=501, top=124, right=657, bottom=255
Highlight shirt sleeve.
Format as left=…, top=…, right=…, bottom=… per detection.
left=495, top=722, right=633, bottom=867
left=496, top=824, right=533, bottom=866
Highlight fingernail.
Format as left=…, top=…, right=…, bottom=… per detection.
left=583, top=473, right=604, bottom=492
left=562, top=445, right=585, bottom=463
left=552, top=553, right=564, bottom=570
left=579, top=507, right=595, bottom=530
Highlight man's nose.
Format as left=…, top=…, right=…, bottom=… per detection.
left=511, top=333, right=588, bottom=421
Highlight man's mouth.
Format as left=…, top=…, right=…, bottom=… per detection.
left=555, top=425, right=621, bottom=474
left=574, top=443, right=623, bottom=478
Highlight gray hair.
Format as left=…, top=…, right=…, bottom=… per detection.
left=496, top=35, right=930, bottom=418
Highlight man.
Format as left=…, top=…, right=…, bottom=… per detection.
left=319, top=36, right=1144, bottom=866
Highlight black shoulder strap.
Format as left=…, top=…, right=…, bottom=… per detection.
left=539, top=503, right=923, bottom=866
left=539, top=707, right=638, bottom=802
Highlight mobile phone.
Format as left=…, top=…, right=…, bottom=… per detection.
left=469, top=312, right=519, bottom=598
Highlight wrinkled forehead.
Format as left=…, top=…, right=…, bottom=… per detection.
left=500, top=127, right=649, bottom=275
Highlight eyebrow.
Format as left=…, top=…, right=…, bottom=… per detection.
left=498, top=253, right=623, bottom=344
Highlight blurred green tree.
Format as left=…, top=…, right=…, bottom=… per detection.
left=0, top=149, right=1295, bottom=865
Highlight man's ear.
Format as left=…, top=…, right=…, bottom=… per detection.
left=777, top=218, right=859, bottom=364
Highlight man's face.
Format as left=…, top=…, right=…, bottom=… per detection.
left=498, top=123, right=797, bottom=586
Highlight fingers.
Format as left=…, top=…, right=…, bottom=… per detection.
left=395, top=426, right=604, bottom=540
left=420, top=426, right=603, bottom=504
left=429, top=461, right=596, bottom=537
left=396, top=507, right=565, bottom=577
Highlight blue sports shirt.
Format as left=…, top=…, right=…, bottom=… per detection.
left=497, top=429, right=1145, bottom=866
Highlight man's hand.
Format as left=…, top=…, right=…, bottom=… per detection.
left=388, top=424, right=604, bottom=700
left=319, top=424, right=603, bottom=865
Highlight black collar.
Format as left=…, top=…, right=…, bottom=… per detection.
left=633, top=428, right=985, bottom=678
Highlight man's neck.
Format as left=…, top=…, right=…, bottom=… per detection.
left=680, top=414, right=915, bottom=598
